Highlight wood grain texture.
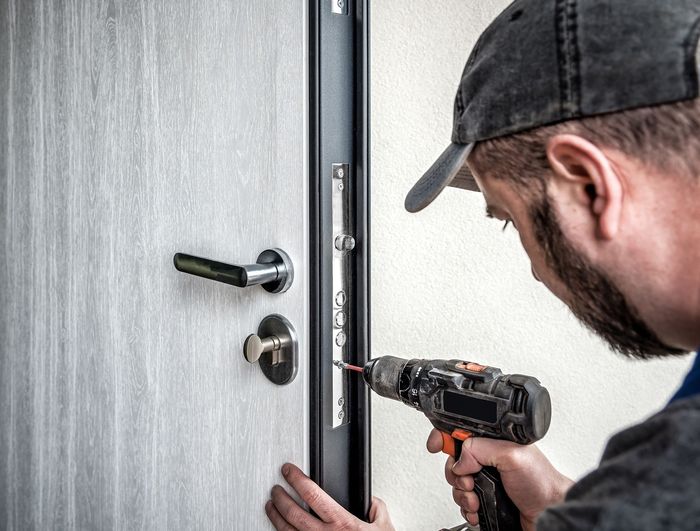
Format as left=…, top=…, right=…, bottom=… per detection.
left=0, top=0, right=308, bottom=529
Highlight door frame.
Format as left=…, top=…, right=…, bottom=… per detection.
left=309, top=0, right=372, bottom=519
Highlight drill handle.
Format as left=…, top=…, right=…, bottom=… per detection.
left=441, top=433, right=522, bottom=531
left=473, top=466, right=522, bottom=531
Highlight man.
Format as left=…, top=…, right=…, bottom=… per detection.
left=266, top=0, right=700, bottom=529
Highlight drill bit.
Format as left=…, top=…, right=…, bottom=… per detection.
left=333, top=360, right=363, bottom=373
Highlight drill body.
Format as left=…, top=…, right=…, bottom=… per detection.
left=362, top=356, right=551, bottom=446
left=361, top=355, right=551, bottom=531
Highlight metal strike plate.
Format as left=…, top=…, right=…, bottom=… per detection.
left=332, top=163, right=352, bottom=427
left=331, top=0, right=348, bottom=15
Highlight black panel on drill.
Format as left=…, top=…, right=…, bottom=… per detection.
left=443, top=391, right=498, bottom=424
left=309, top=0, right=371, bottom=520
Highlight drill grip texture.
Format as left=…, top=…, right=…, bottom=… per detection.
left=474, top=466, right=522, bottom=531
left=452, top=437, right=522, bottom=531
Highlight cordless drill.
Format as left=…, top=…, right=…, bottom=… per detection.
left=338, top=356, right=551, bottom=531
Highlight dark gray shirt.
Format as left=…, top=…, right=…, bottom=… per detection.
left=538, top=394, right=700, bottom=530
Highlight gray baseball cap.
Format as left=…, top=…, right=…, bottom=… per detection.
left=405, top=0, right=700, bottom=213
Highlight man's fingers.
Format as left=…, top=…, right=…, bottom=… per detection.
left=368, top=496, right=390, bottom=524
left=461, top=508, right=479, bottom=527
left=452, top=438, right=520, bottom=476
left=270, top=485, right=322, bottom=531
left=445, top=457, right=476, bottom=489
left=452, top=448, right=483, bottom=476
left=265, top=500, right=298, bottom=531
left=281, top=463, right=344, bottom=523
left=444, top=456, right=458, bottom=486
left=452, top=488, right=479, bottom=513
left=453, top=474, right=474, bottom=491
left=427, top=429, right=444, bottom=453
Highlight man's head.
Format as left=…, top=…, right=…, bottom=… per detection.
left=405, top=0, right=700, bottom=358
left=468, top=100, right=700, bottom=359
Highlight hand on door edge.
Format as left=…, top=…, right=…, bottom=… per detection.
left=266, top=463, right=396, bottom=531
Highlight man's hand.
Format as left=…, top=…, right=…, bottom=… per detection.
left=266, top=463, right=395, bottom=531
left=426, top=429, right=573, bottom=531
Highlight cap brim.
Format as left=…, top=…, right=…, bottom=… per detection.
left=404, top=143, right=478, bottom=213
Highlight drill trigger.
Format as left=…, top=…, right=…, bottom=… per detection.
left=440, top=429, right=472, bottom=459
left=440, top=431, right=456, bottom=458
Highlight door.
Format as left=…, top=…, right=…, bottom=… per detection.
left=1, top=1, right=310, bottom=528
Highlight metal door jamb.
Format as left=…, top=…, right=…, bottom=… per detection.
left=309, top=0, right=372, bottom=519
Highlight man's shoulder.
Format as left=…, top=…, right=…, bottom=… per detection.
left=602, top=393, right=700, bottom=461
left=538, top=395, right=700, bottom=531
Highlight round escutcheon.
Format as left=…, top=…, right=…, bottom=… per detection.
left=257, top=314, right=298, bottom=385
left=257, top=248, right=294, bottom=294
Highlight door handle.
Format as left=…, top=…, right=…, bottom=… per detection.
left=173, top=248, right=293, bottom=293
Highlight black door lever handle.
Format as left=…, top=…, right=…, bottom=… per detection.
left=173, top=248, right=293, bottom=293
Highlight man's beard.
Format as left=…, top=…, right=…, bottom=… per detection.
left=529, top=194, right=687, bottom=360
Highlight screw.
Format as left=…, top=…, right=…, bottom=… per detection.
left=338, top=397, right=345, bottom=407
left=335, top=234, right=356, bottom=252
left=338, top=410, right=345, bottom=419
left=336, top=167, right=345, bottom=178
left=337, top=0, right=344, bottom=8
left=338, top=183, right=344, bottom=191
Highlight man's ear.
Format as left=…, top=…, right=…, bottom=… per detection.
left=546, top=134, right=623, bottom=240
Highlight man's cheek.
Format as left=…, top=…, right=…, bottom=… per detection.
left=519, top=235, right=571, bottom=303
left=518, top=233, right=547, bottom=280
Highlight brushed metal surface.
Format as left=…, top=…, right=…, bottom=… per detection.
left=331, top=163, right=352, bottom=428
left=0, top=0, right=307, bottom=529
left=256, top=314, right=299, bottom=386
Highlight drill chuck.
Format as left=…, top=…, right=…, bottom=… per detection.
left=362, top=355, right=407, bottom=401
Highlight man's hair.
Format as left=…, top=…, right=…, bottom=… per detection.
left=470, top=98, right=700, bottom=189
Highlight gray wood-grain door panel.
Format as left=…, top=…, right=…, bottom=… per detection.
left=0, top=1, right=308, bottom=529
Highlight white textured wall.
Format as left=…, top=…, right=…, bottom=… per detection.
left=369, top=3, right=693, bottom=530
